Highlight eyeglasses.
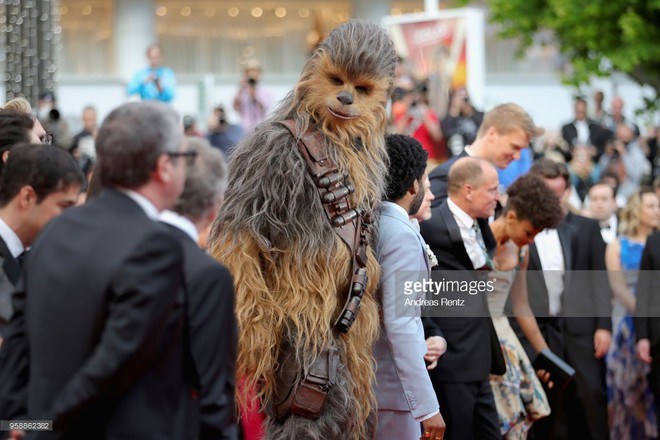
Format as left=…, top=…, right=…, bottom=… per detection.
left=167, top=149, right=198, bottom=166
left=41, top=133, right=53, bottom=145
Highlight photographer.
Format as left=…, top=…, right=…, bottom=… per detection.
left=207, top=106, right=243, bottom=158
left=393, top=80, right=444, bottom=166
left=441, top=87, right=484, bottom=157
left=126, top=44, right=177, bottom=103
left=233, top=59, right=272, bottom=135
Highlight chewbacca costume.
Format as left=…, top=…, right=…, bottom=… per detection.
left=208, top=21, right=396, bottom=439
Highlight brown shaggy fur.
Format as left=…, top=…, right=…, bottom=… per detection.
left=207, top=20, right=396, bottom=438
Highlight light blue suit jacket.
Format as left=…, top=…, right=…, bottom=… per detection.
left=374, top=202, right=439, bottom=419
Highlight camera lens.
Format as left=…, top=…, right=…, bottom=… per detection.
left=247, top=78, right=257, bottom=86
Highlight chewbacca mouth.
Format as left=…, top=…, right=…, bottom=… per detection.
left=327, top=107, right=358, bottom=120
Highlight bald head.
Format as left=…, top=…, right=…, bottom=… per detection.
left=448, top=157, right=500, bottom=219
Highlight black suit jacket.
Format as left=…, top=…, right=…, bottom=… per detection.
left=164, top=224, right=238, bottom=440
left=509, top=221, right=574, bottom=360
left=563, top=212, right=612, bottom=335
left=0, top=235, right=21, bottom=334
left=635, top=232, right=660, bottom=344
left=420, top=202, right=505, bottom=382
left=1, top=189, right=188, bottom=439
left=0, top=236, right=26, bottom=421
left=561, top=119, right=614, bottom=162
left=428, top=149, right=497, bottom=253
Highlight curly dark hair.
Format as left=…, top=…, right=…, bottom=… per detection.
left=384, top=134, right=428, bottom=202
left=506, top=173, right=563, bottom=230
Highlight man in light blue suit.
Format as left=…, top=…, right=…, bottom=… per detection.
left=375, top=134, right=445, bottom=440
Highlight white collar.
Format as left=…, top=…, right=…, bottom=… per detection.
left=464, top=146, right=474, bottom=156
left=119, top=189, right=160, bottom=220
left=447, top=197, right=475, bottom=229
left=0, top=217, right=25, bottom=258
left=160, top=210, right=199, bottom=242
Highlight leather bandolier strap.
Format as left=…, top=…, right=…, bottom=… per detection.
left=278, top=119, right=370, bottom=334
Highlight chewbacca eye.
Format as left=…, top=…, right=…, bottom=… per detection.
left=355, top=86, right=370, bottom=94
left=330, top=76, right=343, bottom=86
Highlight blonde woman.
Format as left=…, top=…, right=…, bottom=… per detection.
left=606, top=188, right=660, bottom=439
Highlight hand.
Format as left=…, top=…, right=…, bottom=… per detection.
left=425, top=336, right=447, bottom=370
left=536, top=369, right=554, bottom=389
left=421, top=412, right=445, bottom=440
left=637, top=339, right=653, bottom=364
left=594, top=329, right=611, bottom=359
left=144, top=73, right=156, bottom=84
left=9, top=430, right=25, bottom=439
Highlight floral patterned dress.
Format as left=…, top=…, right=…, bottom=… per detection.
left=488, top=249, right=551, bottom=439
left=607, top=236, right=658, bottom=439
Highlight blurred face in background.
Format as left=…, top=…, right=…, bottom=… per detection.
left=588, top=183, right=617, bottom=222
left=82, top=108, right=97, bottom=134
left=639, top=192, right=660, bottom=230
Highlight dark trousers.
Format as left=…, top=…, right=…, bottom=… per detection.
left=530, top=322, right=609, bottom=440
left=650, top=343, right=660, bottom=430
left=433, top=379, right=500, bottom=440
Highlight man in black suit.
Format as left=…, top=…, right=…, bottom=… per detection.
left=428, top=103, right=541, bottom=250
left=0, top=144, right=83, bottom=340
left=0, top=101, right=191, bottom=439
left=560, top=97, right=609, bottom=158
left=159, top=137, right=238, bottom=439
left=420, top=157, right=505, bottom=440
left=525, top=159, right=611, bottom=440
left=0, top=144, right=83, bottom=425
left=635, top=232, right=660, bottom=427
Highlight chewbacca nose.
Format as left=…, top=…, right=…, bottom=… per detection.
left=337, top=91, right=353, bottom=105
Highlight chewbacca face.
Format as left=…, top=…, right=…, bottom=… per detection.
left=306, top=53, right=392, bottom=130
left=294, top=21, right=396, bottom=139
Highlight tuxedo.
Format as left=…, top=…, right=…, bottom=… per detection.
left=561, top=212, right=610, bottom=440
left=428, top=149, right=497, bottom=252
left=374, top=202, right=439, bottom=439
left=0, top=233, right=26, bottom=421
left=635, top=232, right=660, bottom=425
left=515, top=213, right=610, bottom=440
left=0, top=232, right=22, bottom=336
left=420, top=201, right=504, bottom=440
left=162, top=221, right=238, bottom=439
left=560, top=119, right=610, bottom=161
left=0, top=189, right=188, bottom=439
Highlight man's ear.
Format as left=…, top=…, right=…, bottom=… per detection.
left=464, top=183, right=473, bottom=201
left=17, top=185, right=37, bottom=209
left=153, top=154, right=173, bottom=184
left=409, top=179, right=420, bottom=196
left=2, top=150, right=9, bottom=163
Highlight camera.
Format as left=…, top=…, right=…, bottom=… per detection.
left=247, top=77, right=257, bottom=86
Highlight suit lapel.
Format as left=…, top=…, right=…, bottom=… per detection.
left=557, top=220, right=573, bottom=271
left=439, top=202, right=474, bottom=270
left=381, top=203, right=430, bottom=272
left=0, top=237, right=21, bottom=285
left=528, top=242, right=542, bottom=271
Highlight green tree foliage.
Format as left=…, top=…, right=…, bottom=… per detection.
left=475, top=0, right=660, bottom=102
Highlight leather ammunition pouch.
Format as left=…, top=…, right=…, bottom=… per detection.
left=272, top=342, right=340, bottom=421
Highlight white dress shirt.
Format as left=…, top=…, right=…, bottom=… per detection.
left=574, top=120, right=590, bottom=144
left=534, top=229, right=565, bottom=316
left=160, top=210, right=199, bottom=242
left=0, top=217, right=25, bottom=258
left=447, top=197, right=485, bottom=269
left=600, top=214, right=618, bottom=244
left=120, top=189, right=160, bottom=220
